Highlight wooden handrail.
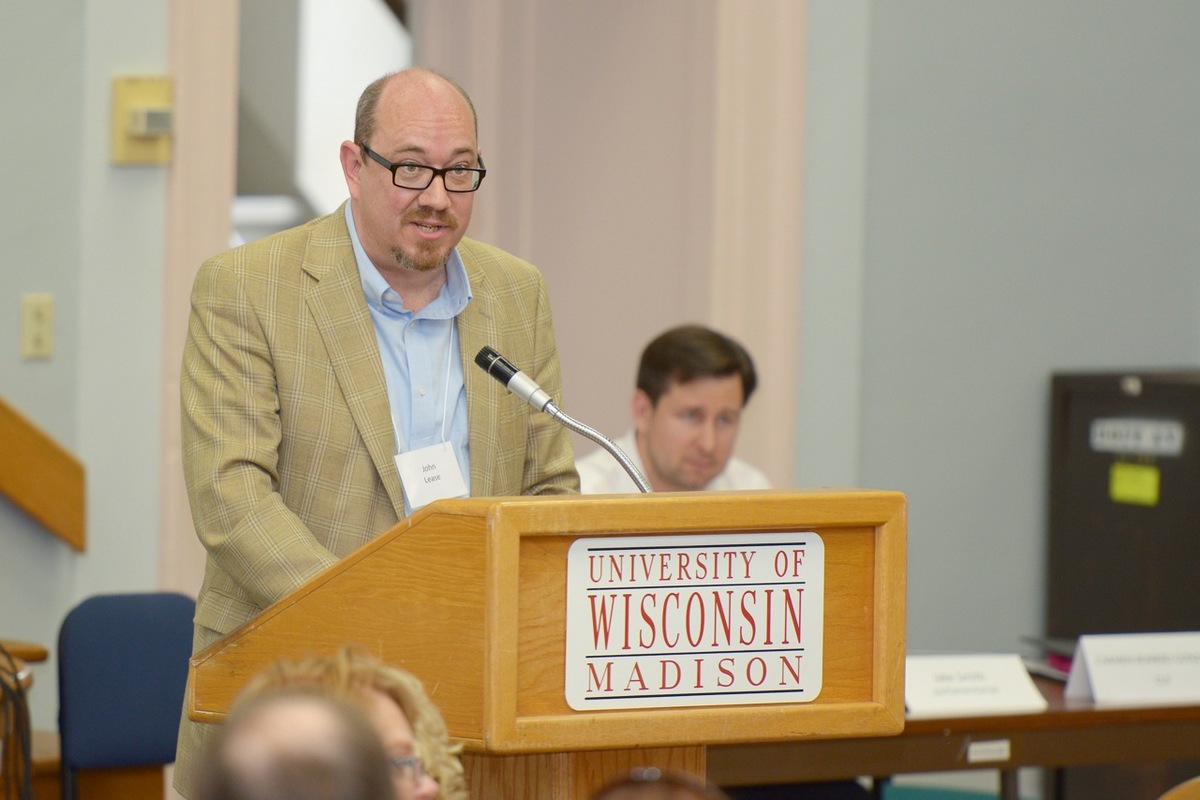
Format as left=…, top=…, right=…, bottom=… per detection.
left=0, top=396, right=86, bottom=551
left=0, top=640, right=48, bottom=663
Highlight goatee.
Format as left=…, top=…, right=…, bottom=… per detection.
left=394, top=247, right=449, bottom=273
left=394, top=209, right=456, bottom=272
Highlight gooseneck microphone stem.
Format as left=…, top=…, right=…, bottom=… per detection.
left=475, top=346, right=652, bottom=493
left=545, top=406, right=653, bottom=494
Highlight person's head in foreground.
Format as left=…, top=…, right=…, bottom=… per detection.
left=195, top=689, right=394, bottom=800
left=235, top=645, right=465, bottom=800
left=633, top=325, right=758, bottom=492
left=592, top=767, right=733, bottom=800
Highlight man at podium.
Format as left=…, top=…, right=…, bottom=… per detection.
left=176, top=66, right=577, bottom=796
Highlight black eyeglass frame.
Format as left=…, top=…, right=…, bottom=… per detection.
left=359, top=144, right=487, bottom=192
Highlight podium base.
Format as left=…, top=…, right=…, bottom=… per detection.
left=464, top=745, right=705, bottom=798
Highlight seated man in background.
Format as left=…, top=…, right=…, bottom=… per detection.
left=195, top=689, right=393, bottom=800
left=580, top=327, right=870, bottom=800
left=234, top=646, right=465, bottom=800
left=576, top=325, right=770, bottom=493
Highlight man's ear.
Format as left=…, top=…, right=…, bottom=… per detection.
left=340, top=140, right=364, bottom=198
left=632, top=390, right=653, bottom=430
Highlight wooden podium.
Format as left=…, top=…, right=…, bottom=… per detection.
left=188, top=489, right=906, bottom=798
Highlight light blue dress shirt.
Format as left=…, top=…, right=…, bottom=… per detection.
left=344, top=203, right=472, bottom=513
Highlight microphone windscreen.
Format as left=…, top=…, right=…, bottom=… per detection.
left=475, top=346, right=519, bottom=384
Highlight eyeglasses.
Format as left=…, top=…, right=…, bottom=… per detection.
left=360, top=144, right=486, bottom=192
left=389, top=755, right=428, bottom=780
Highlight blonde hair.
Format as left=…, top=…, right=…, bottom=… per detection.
left=237, top=646, right=467, bottom=800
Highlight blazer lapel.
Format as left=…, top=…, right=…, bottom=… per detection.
left=302, top=213, right=407, bottom=517
left=457, top=263, right=499, bottom=497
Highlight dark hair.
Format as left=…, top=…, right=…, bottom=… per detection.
left=636, top=325, right=757, bottom=406
left=591, top=767, right=732, bottom=800
left=354, top=67, right=479, bottom=151
left=196, top=689, right=394, bottom=800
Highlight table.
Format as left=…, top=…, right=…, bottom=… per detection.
left=707, top=678, right=1200, bottom=800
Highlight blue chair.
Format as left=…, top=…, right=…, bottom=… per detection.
left=57, top=592, right=195, bottom=800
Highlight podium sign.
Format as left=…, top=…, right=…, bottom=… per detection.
left=188, top=489, right=906, bottom=798
left=565, top=530, right=825, bottom=710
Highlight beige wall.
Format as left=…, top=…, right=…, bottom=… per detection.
left=413, top=1, right=803, bottom=483
left=160, top=0, right=240, bottom=596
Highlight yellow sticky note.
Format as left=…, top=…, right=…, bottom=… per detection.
left=1109, top=462, right=1160, bottom=507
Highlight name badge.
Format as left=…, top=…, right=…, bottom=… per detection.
left=395, top=441, right=468, bottom=512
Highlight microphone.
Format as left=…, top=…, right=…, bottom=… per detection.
left=475, top=345, right=556, bottom=414
left=474, top=346, right=652, bottom=493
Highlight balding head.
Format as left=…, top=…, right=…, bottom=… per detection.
left=196, top=690, right=394, bottom=800
left=355, top=67, right=478, bottom=149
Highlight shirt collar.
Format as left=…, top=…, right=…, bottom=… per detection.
left=345, top=202, right=473, bottom=318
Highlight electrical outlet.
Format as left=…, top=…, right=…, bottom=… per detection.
left=21, top=293, right=54, bottom=359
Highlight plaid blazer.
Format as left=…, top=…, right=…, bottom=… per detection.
left=174, top=206, right=577, bottom=795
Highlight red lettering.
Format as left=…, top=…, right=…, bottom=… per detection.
left=685, top=592, right=705, bottom=647
left=620, top=593, right=632, bottom=650
left=711, top=590, right=733, bottom=647
left=660, top=660, right=681, bottom=690
left=589, top=594, right=616, bottom=648
left=746, top=656, right=767, bottom=686
left=778, top=654, right=802, bottom=686
left=739, top=591, right=757, bottom=645
left=624, top=662, right=648, bottom=692
left=607, top=554, right=624, bottom=582
left=740, top=550, right=754, bottom=578
left=639, top=594, right=657, bottom=648
left=637, top=552, right=654, bottom=581
left=662, top=592, right=680, bottom=647
left=586, top=661, right=612, bottom=692
left=717, top=657, right=736, bottom=687
left=782, top=588, right=802, bottom=645
left=764, top=589, right=774, bottom=645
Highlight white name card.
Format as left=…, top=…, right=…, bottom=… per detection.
left=564, top=531, right=825, bottom=711
left=905, top=654, right=1048, bottom=719
left=1065, top=631, right=1200, bottom=706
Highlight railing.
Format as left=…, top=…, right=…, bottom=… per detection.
left=0, top=396, right=85, bottom=551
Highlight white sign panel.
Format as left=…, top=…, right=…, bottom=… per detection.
left=1089, top=418, right=1185, bottom=457
left=1066, top=631, right=1200, bottom=706
left=905, top=653, right=1048, bottom=719
left=565, top=531, right=824, bottom=711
